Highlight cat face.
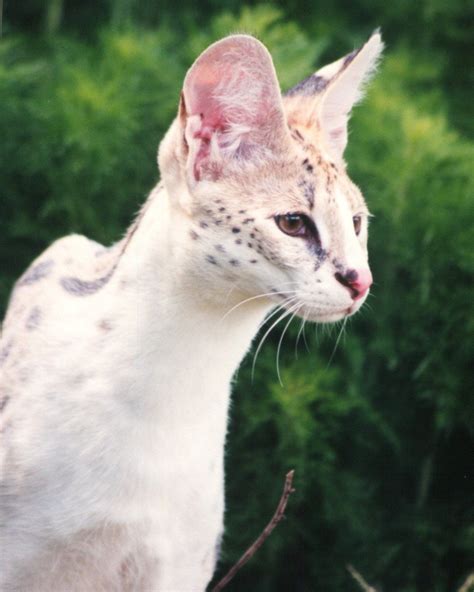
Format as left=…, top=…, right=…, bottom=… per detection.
left=159, top=33, right=383, bottom=322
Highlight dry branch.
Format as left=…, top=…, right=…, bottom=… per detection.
left=210, top=470, right=295, bottom=592
left=458, top=572, right=474, bottom=592
left=347, top=564, right=379, bottom=592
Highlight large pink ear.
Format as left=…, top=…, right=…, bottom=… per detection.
left=181, top=35, right=290, bottom=182
left=284, top=31, right=383, bottom=162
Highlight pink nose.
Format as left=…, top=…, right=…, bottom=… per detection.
left=335, top=268, right=373, bottom=300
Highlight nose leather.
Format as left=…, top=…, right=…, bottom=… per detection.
left=335, top=268, right=372, bottom=300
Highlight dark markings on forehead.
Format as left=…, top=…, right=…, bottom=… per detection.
left=200, top=221, right=209, bottom=229
left=229, top=259, right=240, bottom=267
left=0, top=339, right=13, bottom=367
left=298, top=178, right=315, bottom=209
left=25, top=306, right=42, bottom=331
left=302, top=158, right=314, bottom=173
left=284, top=74, right=329, bottom=97
left=60, top=266, right=115, bottom=297
left=17, top=260, right=54, bottom=287
left=291, top=129, right=305, bottom=144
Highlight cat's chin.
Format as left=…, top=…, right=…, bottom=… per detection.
left=298, top=301, right=363, bottom=323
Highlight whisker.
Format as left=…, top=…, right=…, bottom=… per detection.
left=276, top=303, right=302, bottom=386
left=255, top=295, right=299, bottom=332
left=302, top=317, right=310, bottom=353
left=251, top=298, right=299, bottom=381
left=295, top=310, right=309, bottom=358
left=326, top=317, right=347, bottom=369
left=220, top=290, right=298, bottom=322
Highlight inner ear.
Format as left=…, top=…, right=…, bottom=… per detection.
left=181, top=35, right=290, bottom=182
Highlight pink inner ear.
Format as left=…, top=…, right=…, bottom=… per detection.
left=183, top=36, right=290, bottom=180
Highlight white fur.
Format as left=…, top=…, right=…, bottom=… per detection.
left=0, top=33, right=382, bottom=591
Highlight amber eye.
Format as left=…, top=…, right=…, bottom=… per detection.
left=274, top=214, right=308, bottom=237
left=353, top=215, right=362, bottom=236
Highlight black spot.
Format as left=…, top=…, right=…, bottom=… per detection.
left=206, top=255, right=218, bottom=265
left=229, top=259, right=240, bottom=267
left=218, top=207, right=226, bottom=212
left=250, top=233, right=255, bottom=239
left=226, top=215, right=232, bottom=220
left=0, top=340, right=13, bottom=367
left=231, top=227, right=241, bottom=234
left=60, top=267, right=115, bottom=297
left=250, top=259, right=258, bottom=264
left=25, top=306, right=42, bottom=331
left=189, top=230, right=200, bottom=240
left=214, top=220, right=222, bottom=226
left=247, top=243, right=253, bottom=248
left=284, top=74, right=328, bottom=97
left=235, top=239, right=242, bottom=245
left=17, top=260, right=54, bottom=287
left=98, top=319, right=113, bottom=332
left=238, top=209, right=246, bottom=214
left=242, top=218, right=255, bottom=224
left=0, top=393, right=10, bottom=413
left=199, top=221, right=209, bottom=229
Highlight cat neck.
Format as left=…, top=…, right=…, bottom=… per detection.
left=109, top=183, right=272, bottom=417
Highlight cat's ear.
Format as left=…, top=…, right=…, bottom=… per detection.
left=284, top=31, right=383, bottom=161
left=180, top=35, right=290, bottom=183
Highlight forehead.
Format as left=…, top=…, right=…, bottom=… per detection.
left=223, top=127, right=366, bottom=215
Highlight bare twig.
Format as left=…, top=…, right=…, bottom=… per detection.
left=210, top=470, right=296, bottom=592
left=458, top=572, right=474, bottom=592
left=347, top=564, right=379, bottom=592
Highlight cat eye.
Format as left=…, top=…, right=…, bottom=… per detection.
left=274, top=213, right=310, bottom=238
left=353, top=215, right=362, bottom=236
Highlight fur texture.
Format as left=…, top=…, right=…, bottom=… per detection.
left=0, top=32, right=382, bottom=591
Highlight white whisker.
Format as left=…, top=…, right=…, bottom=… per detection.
left=276, top=304, right=302, bottom=386
left=251, top=297, right=299, bottom=381
left=326, top=317, right=347, bottom=369
left=220, top=290, right=297, bottom=322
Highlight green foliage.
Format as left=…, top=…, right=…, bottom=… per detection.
left=1, top=4, right=473, bottom=591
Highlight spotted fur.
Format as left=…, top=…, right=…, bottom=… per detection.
left=0, top=32, right=382, bottom=591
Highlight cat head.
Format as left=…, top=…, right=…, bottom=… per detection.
left=158, top=32, right=383, bottom=322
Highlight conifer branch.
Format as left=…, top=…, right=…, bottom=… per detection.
left=210, top=470, right=296, bottom=592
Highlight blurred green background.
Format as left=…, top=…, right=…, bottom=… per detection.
left=1, top=1, right=473, bottom=591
